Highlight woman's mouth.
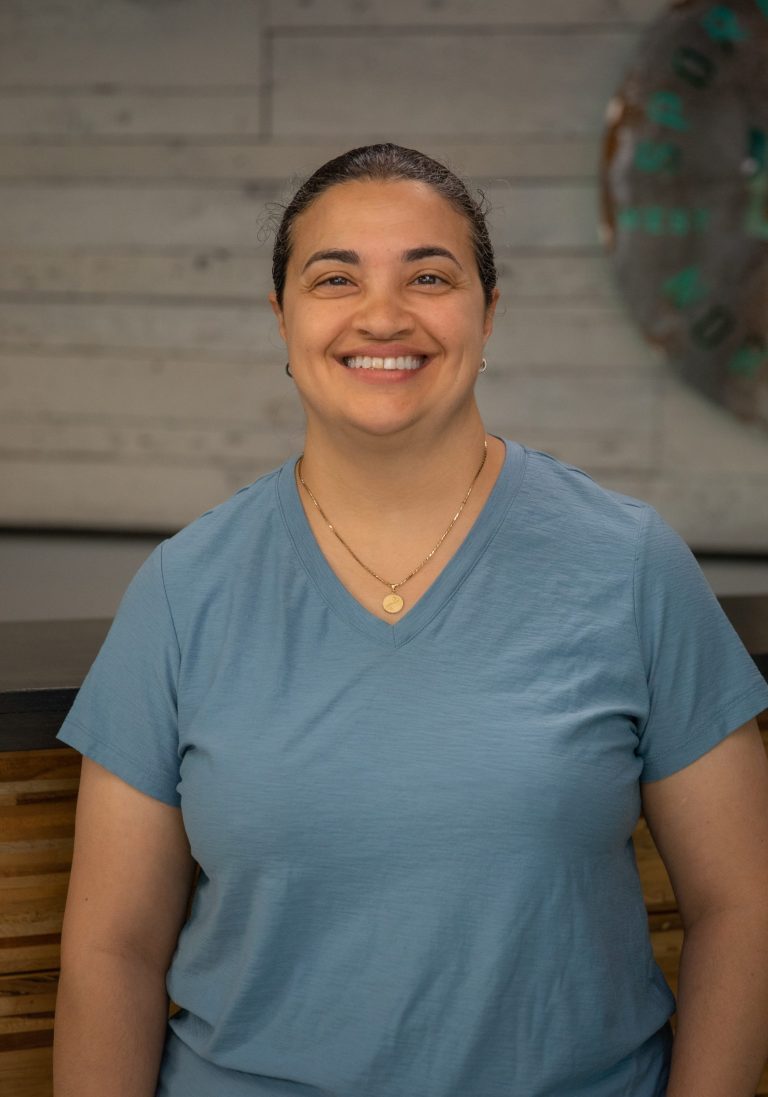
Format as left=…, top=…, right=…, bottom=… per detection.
left=342, top=355, right=427, bottom=371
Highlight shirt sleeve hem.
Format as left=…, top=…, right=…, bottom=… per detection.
left=56, top=716, right=182, bottom=807
left=639, top=680, right=768, bottom=784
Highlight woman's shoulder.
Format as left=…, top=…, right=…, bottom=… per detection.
left=159, top=458, right=289, bottom=577
left=512, top=441, right=654, bottom=545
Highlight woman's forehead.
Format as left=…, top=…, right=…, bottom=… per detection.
left=291, top=179, right=471, bottom=254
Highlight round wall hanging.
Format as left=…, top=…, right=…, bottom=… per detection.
left=599, top=0, right=768, bottom=431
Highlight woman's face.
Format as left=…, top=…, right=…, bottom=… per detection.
left=268, top=178, right=499, bottom=441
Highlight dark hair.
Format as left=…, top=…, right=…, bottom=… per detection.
left=270, top=143, right=497, bottom=311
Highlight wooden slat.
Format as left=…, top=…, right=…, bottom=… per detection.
left=0, top=453, right=295, bottom=531
left=0, top=183, right=279, bottom=250
left=0, top=741, right=184, bottom=1096
left=0, top=941, right=62, bottom=979
left=0, top=349, right=288, bottom=416
left=660, top=376, right=768, bottom=479
left=0, top=139, right=602, bottom=180
left=0, top=97, right=263, bottom=139
left=0, top=1043, right=53, bottom=1097
left=0, top=249, right=268, bottom=299
left=0, top=301, right=264, bottom=356
left=271, top=31, right=634, bottom=139
left=0, top=972, right=57, bottom=1020
left=269, top=0, right=668, bottom=27
left=0, top=780, right=78, bottom=807
left=0, top=0, right=264, bottom=88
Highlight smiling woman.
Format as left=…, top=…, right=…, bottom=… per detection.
left=53, top=144, right=768, bottom=1097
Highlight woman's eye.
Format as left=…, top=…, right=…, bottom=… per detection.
left=413, top=273, right=447, bottom=285
left=317, top=275, right=350, bottom=287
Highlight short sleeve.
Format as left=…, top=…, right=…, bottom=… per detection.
left=633, top=505, right=768, bottom=783
left=55, top=540, right=182, bottom=807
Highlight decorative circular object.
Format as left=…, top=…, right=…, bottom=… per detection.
left=382, top=593, right=404, bottom=614
left=599, top=0, right=768, bottom=431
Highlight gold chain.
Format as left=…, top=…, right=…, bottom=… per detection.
left=296, top=438, right=488, bottom=613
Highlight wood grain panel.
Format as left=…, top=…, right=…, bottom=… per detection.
left=0, top=454, right=295, bottom=531
left=612, top=472, right=768, bottom=551
left=0, top=184, right=277, bottom=250
left=0, top=0, right=264, bottom=88
left=269, top=0, right=668, bottom=27
left=660, top=376, right=768, bottom=479
left=0, top=249, right=269, bottom=299
left=0, top=301, right=264, bottom=356
left=0, top=350, right=291, bottom=417
left=0, top=97, right=262, bottom=139
left=272, top=32, right=634, bottom=138
left=0, top=138, right=602, bottom=180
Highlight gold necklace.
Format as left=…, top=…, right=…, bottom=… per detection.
left=296, top=438, right=488, bottom=615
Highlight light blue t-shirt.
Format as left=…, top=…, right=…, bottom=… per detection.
left=56, top=437, right=768, bottom=1097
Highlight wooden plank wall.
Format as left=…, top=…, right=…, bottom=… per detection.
left=1, top=0, right=767, bottom=547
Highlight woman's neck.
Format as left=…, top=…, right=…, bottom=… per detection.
left=295, top=418, right=502, bottom=532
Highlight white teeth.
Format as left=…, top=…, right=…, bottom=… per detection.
left=343, top=355, right=425, bottom=370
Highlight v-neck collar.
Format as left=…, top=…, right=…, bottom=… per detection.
left=276, top=435, right=527, bottom=649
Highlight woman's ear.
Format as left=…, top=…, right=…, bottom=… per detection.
left=268, top=291, right=288, bottom=343
left=483, top=287, right=500, bottom=342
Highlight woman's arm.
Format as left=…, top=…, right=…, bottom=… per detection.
left=640, top=717, right=768, bottom=1097
left=54, top=950, right=171, bottom=1097
left=53, top=757, right=198, bottom=1096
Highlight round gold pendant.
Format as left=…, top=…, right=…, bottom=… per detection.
left=382, top=593, right=404, bottom=614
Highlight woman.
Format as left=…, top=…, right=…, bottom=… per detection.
left=53, top=144, right=768, bottom=1097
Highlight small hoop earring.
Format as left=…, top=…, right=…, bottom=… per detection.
left=479, top=358, right=487, bottom=373
left=285, top=362, right=293, bottom=377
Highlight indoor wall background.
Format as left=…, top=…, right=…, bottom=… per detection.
left=1, top=0, right=766, bottom=557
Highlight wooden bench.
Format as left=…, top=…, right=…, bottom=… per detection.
left=2, top=605, right=767, bottom=1096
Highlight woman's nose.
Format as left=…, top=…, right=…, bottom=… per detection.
left=352, top=283, right=413, bottom=335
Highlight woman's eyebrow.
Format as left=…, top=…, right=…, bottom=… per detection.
left=300, top=246, right=463, bottom=274
left=405, top=246, right=463, bottom=268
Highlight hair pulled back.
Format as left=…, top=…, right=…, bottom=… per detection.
left=270, top=143, right=497, bottom=311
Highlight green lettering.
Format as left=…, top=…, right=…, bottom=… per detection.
left=668, top=209, right=691, bottom=235
left=647, top=91, right=688, bottom=132
left=634, top=141, right=681, bottom=173
left=615, top=207, right=711, bottom=236
left=701, top=4, right=747, bottom=42
left=728, top=341, right=768, bottom=377
left=663, top=266, right=708, bottom=308
left=617, top=207, right=641, bottom=231
left=643, top=206, right=665, bottom=234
